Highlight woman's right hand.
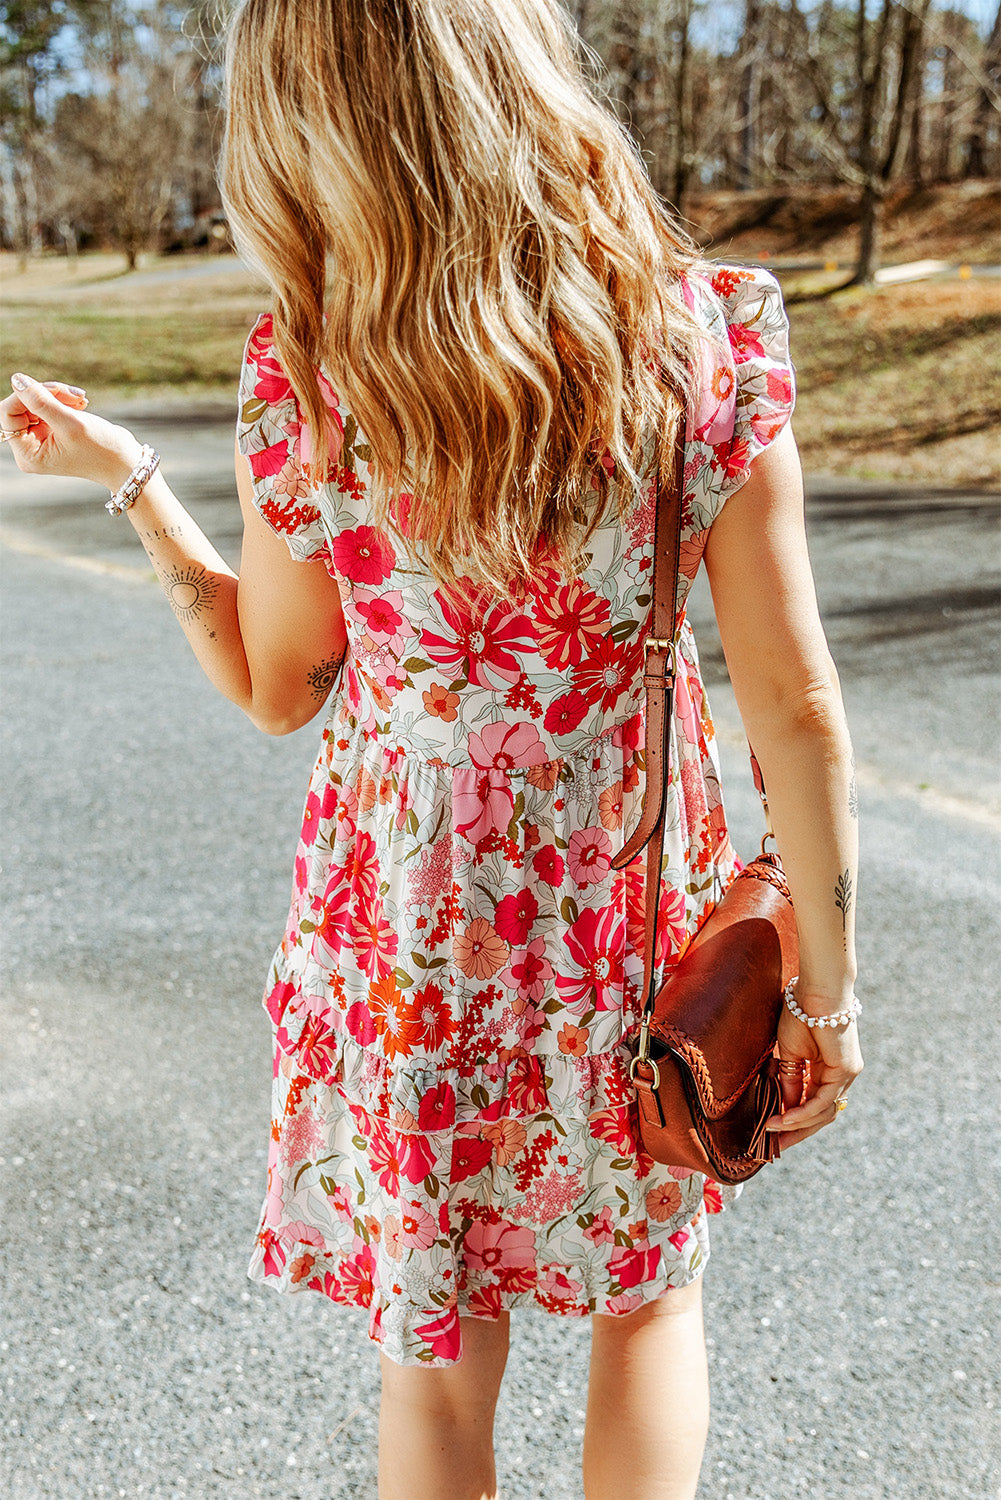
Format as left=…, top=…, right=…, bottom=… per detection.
left=1, top=374, right=143, bottom=491
left=765, top=983, right=864, bottom=1149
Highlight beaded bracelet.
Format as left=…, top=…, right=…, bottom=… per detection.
left=782, top=977, right=862, bottom=1029
left=105, top=444, right=160, bottom=516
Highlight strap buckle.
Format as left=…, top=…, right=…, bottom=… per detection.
left=644, top=636, right=678, bottom=677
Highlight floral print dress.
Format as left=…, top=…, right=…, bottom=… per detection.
left=238, top=264, right=795, bottom=1367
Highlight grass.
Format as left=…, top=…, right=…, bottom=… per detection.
left=2, top=249, right=999, bottom=486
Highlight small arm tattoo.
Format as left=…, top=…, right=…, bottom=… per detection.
left=835, top=868, right=854, bottom=946
left=308, top=653, right=345, bottom=701
left=848, top=752, right=859, bottom=820
left=157, top=563, right=219, bottom=625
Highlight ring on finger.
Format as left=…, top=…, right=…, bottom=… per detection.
left=0, top=417, right=41, bottom=443
left=834, top=1096, right=848, bottom=1114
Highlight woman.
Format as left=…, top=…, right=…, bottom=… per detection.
left=2, top=2, right=862, bottom=1497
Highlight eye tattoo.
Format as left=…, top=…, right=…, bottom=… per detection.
left=159, top=564, right=218, bottom=624
left=308, top=653, right=345, bottom=701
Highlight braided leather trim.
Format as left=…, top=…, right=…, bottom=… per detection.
left=653, top=1026, right=776, bottom=1116
left=739, top=861, right=793, bottom=900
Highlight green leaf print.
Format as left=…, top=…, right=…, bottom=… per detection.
left=402, top=656, right=432, bottom=673
left=354, top=443, right=372, bottom=462
left=240, top=397, right=268, bottom=424
left=393, top=967, right=414, bottom=988
left=560, top=895, right=579, bottom=924
left=423, top=1173, right=441, bottom=1199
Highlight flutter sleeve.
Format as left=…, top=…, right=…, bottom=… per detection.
left=702, top=264, right=797, bottom=506
left=235, top=313, right=333, bottom=566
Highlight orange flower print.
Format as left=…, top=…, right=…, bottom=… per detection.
left=598, top=782, right=623, bottom=830
left=645, top=1181, right=683, bottom=1222
left=481, top=1119, right=528, bottom=1165
left=710, top=363, right=735, bottom=403
left=423, top=682, right=460, bottom=722
left=453, top=917, right=508, bottom=980
left=557, top=1022, right=589, bottom=1058
left=356, top=765, right=378, bottom=811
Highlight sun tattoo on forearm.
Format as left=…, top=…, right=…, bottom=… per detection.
left=308, top=653, right=345, bottom=702
left=158, top=564, right=219, bottom=625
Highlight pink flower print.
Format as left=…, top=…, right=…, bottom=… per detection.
left=367, top=1121, right=401, bottom=1193
left=418, top=1080, right=457, bottom=1132
left=246, top=437, right=289, bottom=478
left=645, top=1180, right=683, bottom=1222
left=272, top=458, right=312, bottom=499
left=680, top=759, right=708, bottom=836
left=480, top=1119, right=528, bottom=1166
left=408, top=982, right=455, bottom=1052
left=499, top=937, right=553, bottom=1003
left=463, top=1219, right=536, bottom=1272
left=543, top=689, right=590, bottom=738
left=300, top=791, right=323, bottom=847
left=567, top=826, right=613, bottom=888
left=510, top=996, right=545, bottom=1045
left=331, top=525, right=395, bottom=586
left=384, top=1214, right=403, bottom=1260
left=607, top=1243, right=661, bottom=1290
left=557, top=905, right=624, bottom=1011
left=750, top=411, right=786, bottom=446
left=453, top=916, right=508, bottom=981
left=343, top=830, right=380, bottom=909
left=263, top=1160, right=285, bottom=1225
left=345, top=999, right=378, bottom=1045
left=668, top=1227, right=691, bottom=1252
left=353, top=588, right=404, bottom=639
left=583, top=1206, right=617, bottom=1245
left=556, top=1021, right=589, bottom=1057
left=333, top=785, right=358, bottom=840
left=727, top=319, right=766, bottom=364
left=675, top=670, right=701, bottom=747
left=339, top=1240, right=376, bottom=1305
left=452, top=769, right=515, bottom=844
left=468, top=719, right=548, bottom=772
left=256, top=1226, right=287, bottom=1278
left=767, top=366, right=793, bottom=405
left=678, top=528, right=711, bottom=581
left=666, top=1163, right=697, bottom=1181
left=350, top=906, right=398, bottom=979
left=606, top=1291, right=644, bottom=1315
left=397, top=1131, right=437, bottom=1185
left=450, top=1130, right=493, bottom=1182
left=660, top=885, right=688, bottom=957
left=493, top=888, right=539, bottom=945
left=399, top=1200, right=438, bottom=1251
left=414, top=1306, right=461, bottom=1361
left=264, top=979, right=299, bottom=1030
left=421, top=594, right=535, bottom=689
left=537, top=1266, right=583, bottom=1301
left=281, top=1221, right=325, bottom=1251
left=532, top=845, right=565, bottom=887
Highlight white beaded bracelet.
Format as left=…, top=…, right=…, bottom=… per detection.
left=106, top=444, right=160, bottom=516
left=783, top=977, right=862, bottom=1029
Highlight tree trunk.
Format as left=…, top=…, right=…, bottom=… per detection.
left=671, top=0, right=692, bottom=213
left=737, top=0, right=761, bottom=190
left=965, top=0, right=1001, bottom=177
left=855, top=177, right=883, bottom=284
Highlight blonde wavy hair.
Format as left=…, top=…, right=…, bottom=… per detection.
left=222, top=0, right=707, bottom=597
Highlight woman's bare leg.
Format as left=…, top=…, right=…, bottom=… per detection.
left=583, top=1277, right=709, bottom=1500
left=378, top=1313, right=510, bottom=1500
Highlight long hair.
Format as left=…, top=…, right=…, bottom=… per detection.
left=222, top=0, right=706, bottom=597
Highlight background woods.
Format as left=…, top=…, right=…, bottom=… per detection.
left=1, top=0, right=999, bottom=281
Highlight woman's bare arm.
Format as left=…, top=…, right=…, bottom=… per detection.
left=702, top=421, right=863, bottom=1139
left=2, top=375, right=346, bottom=737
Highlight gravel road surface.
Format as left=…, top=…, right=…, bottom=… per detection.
left=2, top=417, right=999, bottom=1500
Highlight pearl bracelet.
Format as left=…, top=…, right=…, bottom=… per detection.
left=783, top=977, right=861, bottom=1029
left=106, top=444, right=160, bottom=516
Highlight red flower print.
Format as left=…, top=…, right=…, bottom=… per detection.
left=345, top=999, right=378, bottom=1045
left=366, top=1121, right=401, bottom=1192
left=702, top=1181, right=723, bottom=1214
left=531, top=580, right=611, bottom=670
left=408, top=982, right=456, bottom=1052
left=450, top=1131, right=493, bottom=1182
left=466, top=1284, right=504, bottom=1318
left=398, top=1131, right=437, bottom=1184
left=418, top=1081, right=457, bottom=1132
left=414, top=1306, right=461, bottom=1361
left=421, top=594, right=535, bottom=689
left=423, top=682, right=460, bottom=721
left=264, top=979, right=299, bottom=1029
left=557, top=904, right=624, bottom=1010
left=295, top=1013, right=339, bottom=1082
left=354, top=591, right=404, bottom=638
left=331, top=525, right=394, bottom=586
left=607, top=1243, right=662, bottom=1290
left=532, top=845, right=565, bottom=886
left=588, top=1105, right=638, bottom=1155
left=300, top=791, right=323, bottom=847
left=668, top=1227, right=691, bottom=1251
left=570, top=633, right=644, bottom=712
left=350, top=906, right=399, bottom=979
left=710, top=267, right=753, bottom=298
left=246, top=438, right=289, bottom=478
left=468, top=719, right=548, bottom=772
left=256, top=1226, right=287, bottom=1278
left=339, top=1241, right=376, bottom=1305
left=500, top=938, right=553, bottom=1004
left=493, top=888, right=539, bottom=945
left=717, top=435, right=750, bottom=483
left=567, top=826, right=613, bottom=888
left=543, top=690, right=590, bottom=738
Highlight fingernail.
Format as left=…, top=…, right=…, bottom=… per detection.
left=68, top=385, right=86, bottom=396
left=11, top=373, right=29, bottom=390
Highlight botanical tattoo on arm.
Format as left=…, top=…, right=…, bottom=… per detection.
left=848, top=751, right=859, bottom=820
left=308, top=653, right=346, bottom=702
left=834, top=868, right=854, bottom=947
left=156, top=563, right=219, bottom=626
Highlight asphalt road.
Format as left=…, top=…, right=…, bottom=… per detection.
left=1, top=416, right=999, bottom=1500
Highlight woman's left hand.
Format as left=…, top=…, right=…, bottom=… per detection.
left=765, top=993, right=864, bottom=1149
left=1, top=374, right=143, bottom=491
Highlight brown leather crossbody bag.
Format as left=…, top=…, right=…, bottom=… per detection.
left=609, top=424, right=799, bottom=1186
